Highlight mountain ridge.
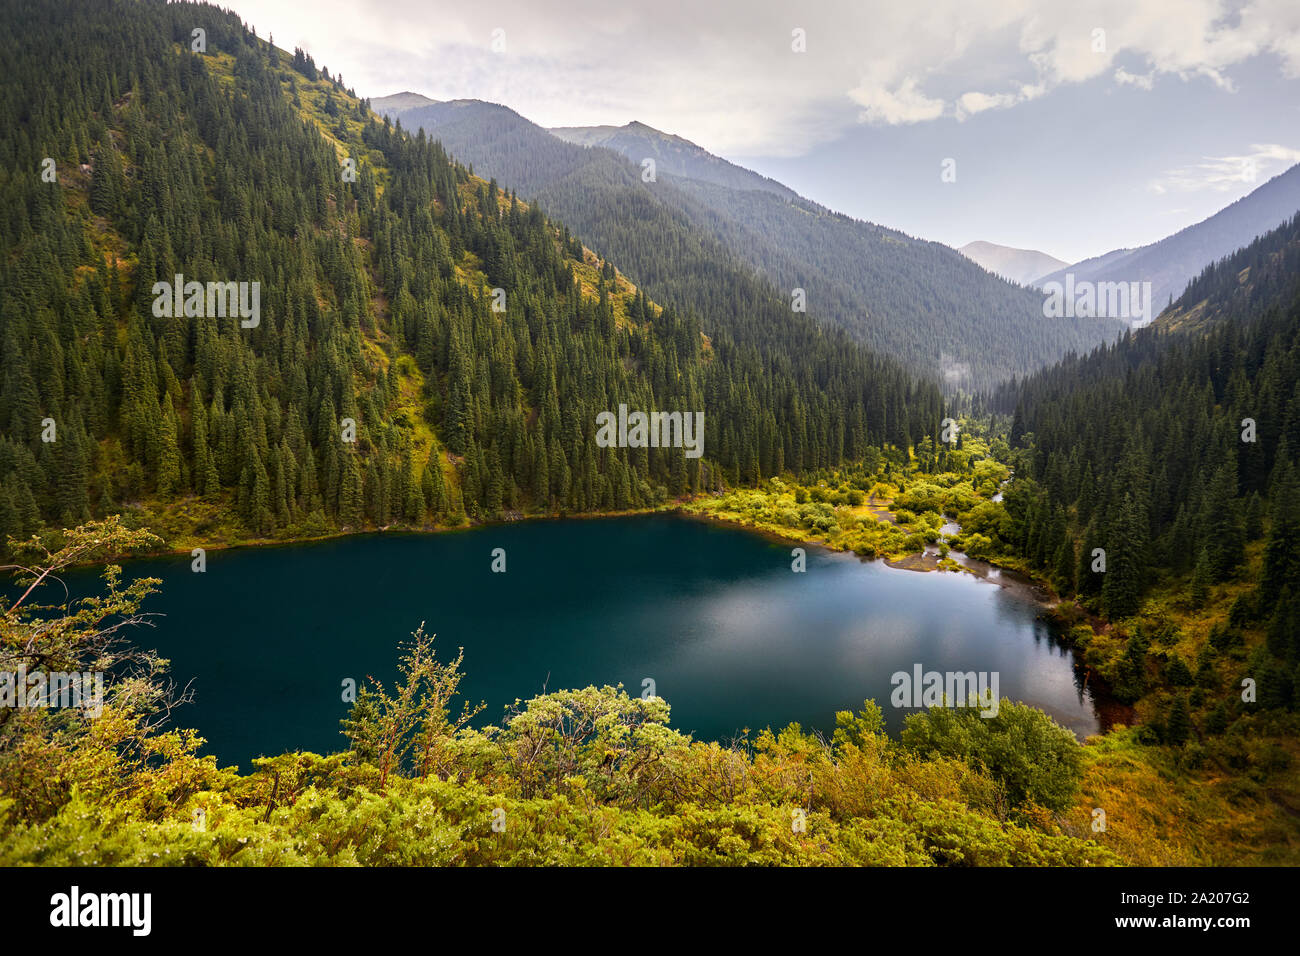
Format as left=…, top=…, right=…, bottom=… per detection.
left=380, top=97, right=1125, bottom=391
left=549, top=120, right=797, bottom=199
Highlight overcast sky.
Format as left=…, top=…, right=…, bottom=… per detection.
left=224, top=0, right=1300, bottom=263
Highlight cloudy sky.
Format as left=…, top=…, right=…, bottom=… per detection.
left=225, top=0, right=1300, bottom=263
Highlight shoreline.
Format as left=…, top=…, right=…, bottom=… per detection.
left=678, top=503, right=1059, bottom=605
left=50, top=503, right=674, bottom=568
left=58, top=497, right=1057, bottom=608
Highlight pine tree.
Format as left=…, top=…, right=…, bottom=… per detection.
left=1201, top=458, right=1244, bottom=578
left=1166, top=694, right=1191, bottom=746
left=1115, top=628, right=1149, bottom=702
left=1261, top=460, right=1300, bottom=605
left=1076, top=523, right=1102, bottom=599
left=1103, top=494, right=1145, bottom=619
left=1052, top=539, right=1075, bottom=596
left=1191, top=547, right=1211, bottom=608
left=53, top=414, right=91, bottom=525
left=157, top=394, right=181, bottom=497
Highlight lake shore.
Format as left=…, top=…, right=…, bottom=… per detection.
left=677, top=498, right=1060, bottom=606
left=68, top=495, right=1055, bottom=612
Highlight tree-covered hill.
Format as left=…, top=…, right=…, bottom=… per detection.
left=994, top=211, right=1300, bottom=616
left=383, top=100, right=1125, bottom=391
left=0, top=0, right=943, bottom=553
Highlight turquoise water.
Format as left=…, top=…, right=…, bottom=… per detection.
left=86, top=513, right=1099, bottom=768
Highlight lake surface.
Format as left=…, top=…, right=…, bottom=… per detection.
left=88, top=514, right=1100, bottom=768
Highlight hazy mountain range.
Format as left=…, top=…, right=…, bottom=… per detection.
left=375, top=90, right=1300, bottom=364
left=1034, top=163, right=1300, bottom=323
left=374, top=93, right=1122, bottom=391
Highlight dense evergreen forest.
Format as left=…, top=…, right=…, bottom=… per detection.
left=386, top=98, right=1126, bottom=392
left=0, top=0, right=942, bottom=554
left=993, top=212, right=1300, bottom=710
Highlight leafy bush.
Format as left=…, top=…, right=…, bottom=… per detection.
left=900, top=701, right=1084, bottom=811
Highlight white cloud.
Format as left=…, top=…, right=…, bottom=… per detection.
left=1114, top=68, right=1155, bottom=89
left=222, top=0, right=1300, bottom=156
left=852, top=76, right=946, bottom=125
left=1148, top=143, right=1300, bottom=192
left=953, top=85, right=1047, bottom=120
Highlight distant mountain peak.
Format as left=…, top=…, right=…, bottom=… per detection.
left=621, top=120, right=687, bottom=142
left=958, top=241, right=1069, bottom=287
left=548, top=120, right=796, bottom=199
left=370, top=91, right=440, bottom=114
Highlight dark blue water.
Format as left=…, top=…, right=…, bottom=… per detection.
left=68, top=514, right=1099, bottom=768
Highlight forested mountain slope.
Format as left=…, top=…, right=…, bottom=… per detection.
left=964, top=214, right=1300, bottom=852
left=0, top=0, right=941, bottom=553
left=382, top=100, right=1125, bottom=392
left=992, top=212, right=1300, bottom=712
left=1157, top=212, right=1300, bottom=336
